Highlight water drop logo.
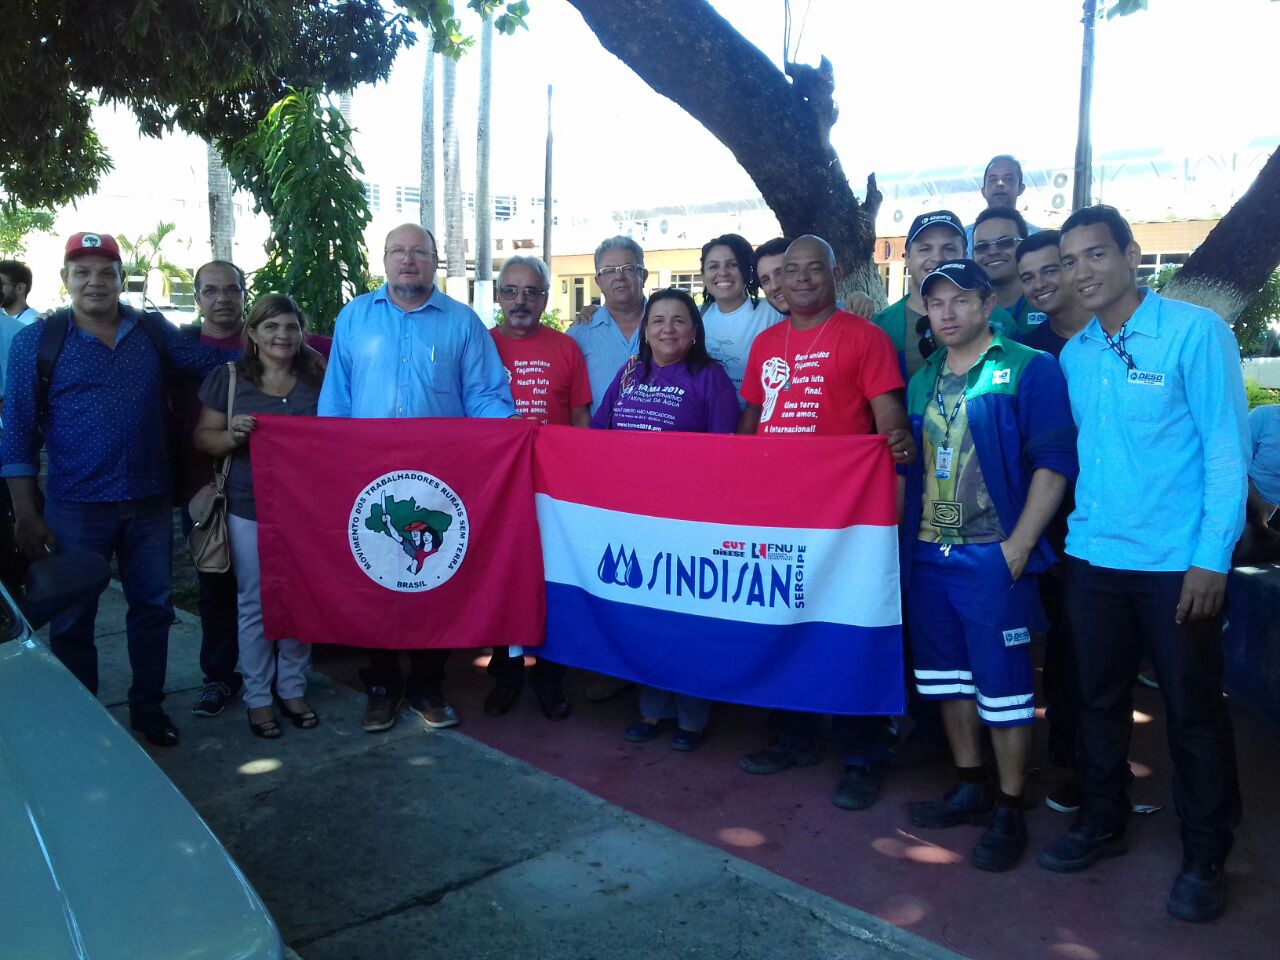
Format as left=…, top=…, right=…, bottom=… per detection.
left=597, top=544, right=643, bottom=589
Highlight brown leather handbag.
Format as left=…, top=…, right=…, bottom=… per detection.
left=187, top=363, right=236, bottom=573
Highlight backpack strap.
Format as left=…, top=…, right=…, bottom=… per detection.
left=36, top=309, right=73, bottom=432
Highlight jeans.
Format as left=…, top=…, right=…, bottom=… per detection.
left=1039, top=565, right=1079, bottom=766
left=639, top=686, right=712, bottom=730
left=1064, top=557, right=1241, bottom=862
left=487, top=646, right=566, bottom=691
left=181, top=503, right=241, bottom=690
left=364, top=648, right=450, bottom=695
left=229, top=514, right=309, bottom=710
left=46, top=495, right=174, bottom=713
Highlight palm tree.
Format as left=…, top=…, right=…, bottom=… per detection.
left=118, top=221, right=193, bottom=301
left=443, top=55, right=466, bottom=295
left=420, top=50, right=437, bottom=239
left=473, top=12, right=494, bottom=315
left=207, top=144, right=235, bottom=261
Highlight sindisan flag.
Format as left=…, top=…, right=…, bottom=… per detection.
left=533, top=426, right=904, bottom=715
left=252, top=416, right=545, bottom=649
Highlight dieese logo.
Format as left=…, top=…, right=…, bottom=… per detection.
left=349, top=470, right=469, bottom=592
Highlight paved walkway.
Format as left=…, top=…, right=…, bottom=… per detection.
left=88, top=585, right=957, bottom=960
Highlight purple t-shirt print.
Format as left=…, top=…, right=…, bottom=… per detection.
left=590, top=358, right=739, bottom=434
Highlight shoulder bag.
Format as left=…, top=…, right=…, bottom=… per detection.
left=187, top=363, right=237, bottom=573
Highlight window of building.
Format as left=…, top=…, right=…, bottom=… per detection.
left=395, top=186, right=420, bottom=213
left=669, top=272, right=703, bottom=299
left=363, top=182, right=381, bottom=213
left=1137, top=251, right=1189, bottom=283
left=494, top=195, right=517, bottom=221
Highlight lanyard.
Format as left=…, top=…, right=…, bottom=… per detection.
left=1102, top=323, right=1136, bottom=370
left=933, top=365, right=967, bottom=447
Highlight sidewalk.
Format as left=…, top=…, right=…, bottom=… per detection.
left=89, top=584, right=958, bottom=960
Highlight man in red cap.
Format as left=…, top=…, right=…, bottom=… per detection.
left=1, top=232, right=228, bottom=747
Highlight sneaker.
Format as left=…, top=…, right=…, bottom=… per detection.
left=1037, top=821, right=1128, bottom=873
left=971, top=805, right=1027, bottom=872
left=623, top=719, right=673, bottom=743
left=361, top=684, right=401, bottom=733
left=1167, top=859, right=1226, bottom=923
left=907, top=781, right=993, bottom=829
left=738, top=735, right=822, bottom=775
left=483, top=682, right=522, bottom=717
left=407, top=690, right=460, bottom=729
left=1045, top=781, right=1081, bottom=814
left=191, top=681, right=234, bottom=718
left=832, top=765, right=881, bottom=811
left=130, top=709, right=180, bottom=747
left=584, top=677, right=635, bottom=703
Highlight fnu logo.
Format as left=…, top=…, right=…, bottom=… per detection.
left=597, top=543, right=643, bottom=588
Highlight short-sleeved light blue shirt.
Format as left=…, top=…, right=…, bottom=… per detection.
left=1060, top=289, right=1249, bottom=574
left=567, top=304, right=643, bottom=415
left=319, top=285, right=514, bottom=419
left=1249, top=404, right=1280, bottom=505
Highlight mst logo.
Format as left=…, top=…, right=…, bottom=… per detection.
left=349, top=470, right=469, bottom=593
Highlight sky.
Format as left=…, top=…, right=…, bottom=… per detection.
left=350, top=0, right=1280, bottom=213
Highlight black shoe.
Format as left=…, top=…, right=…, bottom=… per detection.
left=624, top=719, right=673, bottom=743
left=1037, top=821, right=1128, bottom=872
left=883, top=732, right=942, bottom=770
left=832, top=765, right=881, bottom=811
left=1045, top=781, right=1081, bottom=814
left=131, top=710, right=180, bottom=747
left=907, top=781, right=992, bottom=829
left=1167, top=858, right=1226, bottom=923
left=971, top=805, right=1027, bottom=872
left=484, top=682, right=523, bottom=717
left=191, top=681, right=234, bottom=718
left=534, top=684, right=571, bottom=721
left=739, top=735, right=822, bottom=775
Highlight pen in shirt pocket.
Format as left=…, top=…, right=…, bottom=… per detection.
left=431, top=345, right=436, bottom=363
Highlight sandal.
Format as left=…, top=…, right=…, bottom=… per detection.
left=279, top=701, right=320, bottom=729
left=248, top=712, right=283, bottom=739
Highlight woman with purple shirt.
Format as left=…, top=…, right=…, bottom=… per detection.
left=591, top=288, right=738, bottom=750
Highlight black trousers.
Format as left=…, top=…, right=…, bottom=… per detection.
left=364, top=648, right=450, bottom=694
left=487, top=646, right=566, bottom=690
left=182, top=502, right=241, bottom=690
left=1039, top=565, right=1079, bottom=767
left=1064, top=557, right=1240, bottom=862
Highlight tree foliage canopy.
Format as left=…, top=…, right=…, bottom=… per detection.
left=1, top=1, right=416, bottom=209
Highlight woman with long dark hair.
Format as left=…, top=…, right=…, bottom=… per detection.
left=194, top=294, right=326, bottom=738
left=698, top=233, right=783, bottom=397
left=591, top=288, right=737, bottom=749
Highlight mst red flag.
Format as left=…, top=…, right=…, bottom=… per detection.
left=251, top=416, right=544, bottom=649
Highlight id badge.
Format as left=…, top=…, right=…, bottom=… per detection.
left=934, top=446, right=953, bottom=480
left=931, top=500, right=963, bottom=529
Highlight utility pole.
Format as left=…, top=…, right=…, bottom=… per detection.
left=1072, top=0, right=1098, bottom=211
left=543, top=85, right=554, bottom=266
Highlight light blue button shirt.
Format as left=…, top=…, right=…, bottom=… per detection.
left=319, top=285, right=514, bottom=419
left=1060, top=289, right=1249, bottom=574
left=567, top=304, right=643, bottom=415
left=1249, top=404, right=1280, bottom=504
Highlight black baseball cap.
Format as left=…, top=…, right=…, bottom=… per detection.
left=906, top=210, right=965, bottom=248
left=919, top=259, right=992, bottom=298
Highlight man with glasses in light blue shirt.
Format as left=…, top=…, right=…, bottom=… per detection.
left=568, top=236, right=648, bottom=416
left=321, top=222, right=515, bottom=735
left=1038, top=204, right=1247, bottom=925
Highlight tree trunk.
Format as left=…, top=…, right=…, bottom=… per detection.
left=473, top=14, right=494, bottom=320
left=207, top=143, right=235, bottom=261
left=1165, top=147, right=1280, bottom=324
left=442, top=55, right=467, bottom=295
left=562, top=0, right=881, bottom=305
left=420, top=51, right=437, bottom=239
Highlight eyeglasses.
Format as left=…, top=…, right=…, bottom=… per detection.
left=596, top=263, right=642, bottom=279
left=198, top=285, right=245, bottom=299
left=385, top=247, right=434, bottom=261
left=497, top=285, right=547, bottom=302
left=972, top=236, right=1018, bottom=256
left=916, top=313, right=937, bottom=360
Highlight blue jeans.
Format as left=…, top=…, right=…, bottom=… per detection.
left=46, top=495, right=175, bottom=713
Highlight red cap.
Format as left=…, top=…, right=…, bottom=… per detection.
left=64, top=232, right=122, bottom=263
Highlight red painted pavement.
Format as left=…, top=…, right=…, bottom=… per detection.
left=322, top=651, right=1279, bottom=960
